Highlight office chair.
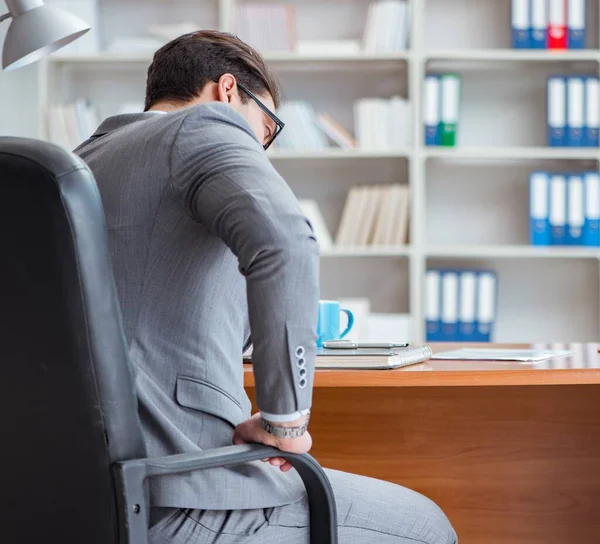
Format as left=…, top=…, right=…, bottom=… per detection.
left=0, top=137, right=337, bottom=544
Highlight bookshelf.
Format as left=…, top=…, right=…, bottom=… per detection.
left=2, top=0, right=600, bottom=343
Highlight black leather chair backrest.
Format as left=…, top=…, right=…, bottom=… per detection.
left=0, top=138, right=146, bottom=543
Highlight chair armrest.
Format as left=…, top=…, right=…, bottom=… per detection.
left=113, top=444, right=337, bottom=544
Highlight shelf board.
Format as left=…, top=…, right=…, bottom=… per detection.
left=48, top=51, right=410, bottom=66
left=426, top=245, right=600, bottom=259
left=264, top=51, right=410, bottom=62
left=424, top=147, right=600, bottom=161
left=49, top=53, right=153, bottom=64
left=321, top=246, right=411, bottom=257
left=267, top=148, right=410, bottom=160
left=426, top=49, right=600, bottom=63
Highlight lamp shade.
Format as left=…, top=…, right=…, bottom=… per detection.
left=2, top=4, right=90, bottom=71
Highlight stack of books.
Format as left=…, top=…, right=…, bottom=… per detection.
left=236, top=3, right=296, bottom=52
left=274, top=98, right=409, bottom=151
left=512, top=0, right=587, bottom=49
left=335, top=184, right=410, bottom=247
left=529, top=171, right=600, bottom=245
left=363, top=0, right=410, bottom=52
left=425, top=269, right=498, bottom=342
left=547, top=76, right=599, bottom=147
left=274, top=102, right=329, bottom=151
left=46, top=100, right=99, bottom=150
left=423, top=74, right=461, bottom=147
left=354, top=97, right=411, bottom=149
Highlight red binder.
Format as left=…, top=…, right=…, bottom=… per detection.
left=548, top=0, right=567, bottom=49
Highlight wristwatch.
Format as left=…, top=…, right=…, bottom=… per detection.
left=261, top=412, right=310, bottom=439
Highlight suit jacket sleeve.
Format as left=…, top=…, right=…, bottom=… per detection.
left=170, top=103, right=319, bottom=418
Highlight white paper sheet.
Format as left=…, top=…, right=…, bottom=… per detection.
left=431, top=348, right=573, bottom=362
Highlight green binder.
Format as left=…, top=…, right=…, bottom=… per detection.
left=438, top=73, right=461, bottom=147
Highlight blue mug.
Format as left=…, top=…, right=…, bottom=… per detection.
left=316, top=300, right=354, bottom=348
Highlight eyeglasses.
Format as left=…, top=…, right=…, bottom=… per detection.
left=237, top=82, right=285, bottom=150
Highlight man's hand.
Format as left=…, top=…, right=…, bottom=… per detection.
left=233, top=413, right=312, bottom=472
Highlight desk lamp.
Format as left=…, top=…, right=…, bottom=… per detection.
left=0, top=0, right=89, bottom=70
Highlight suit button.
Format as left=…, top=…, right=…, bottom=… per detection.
left=296, top=357, right=306, bottom=368
left=295, top=346, right=305, bottom=358
left=299, top=378, right=307, bottom=389
left=299, top=368, right=307, bottom=378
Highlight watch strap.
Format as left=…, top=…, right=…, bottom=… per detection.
left=261, top=412, right=310, bottom=439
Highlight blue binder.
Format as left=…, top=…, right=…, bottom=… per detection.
left=440, top=270, right=459, bottom=341
left=584, top=172, right=600, bottom=246
left=567, top=0, right=586, bottom=49
left=566, top=76, right=585, bottom=147
left=458, top=271, right=477, bottom=342
left=425, top=270, right=444, bottom=341
left=473, top=271, right=497, bottom=343
left=529, top=171, right=551, bottom=245
left=547, top=76, right=567, bottom=146
left=530, top=0, right=548, bottom=48
left=584, top=77, right=599, bottom=147
left=424, top=75, right=440, bottom=146
left=567, top=174, right=585, bottom=245
left=549, top=174, right=568, bottom=245
left=511, top=0, right=531, bottom=48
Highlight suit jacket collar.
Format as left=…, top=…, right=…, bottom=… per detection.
left=91, top=112, right=165, bottom=138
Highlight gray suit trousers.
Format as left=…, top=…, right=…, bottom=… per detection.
left=148, top=469, right=457, bottom=544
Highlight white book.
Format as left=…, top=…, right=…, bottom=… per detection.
left=549, top=0, right=567, bottom=28
left=393, top=186, right=410, bottom=245
left=477, top=272, right=497, bottom=329
left=47, top=105, right=72, bottom=149
left=335, top=187, right=361, bottom=246
left=567, top=174, right=584, bottom=239
left=298, top=199, right=333, bottom=251
left=549, top=174, right=567, bottom=231
left=388, top=97, right=408, bottom=148
left=441, top=272, right=459, bottom=328
left=425, top=270, right=441, bottom=324
left=547, top=77, right=566, bottom=135
left=440, top=74, right=460, bottom=126
left=459, top=272, right=477, bottom=326
left=511, top=0, right=530, bottom=33
left=356, top=186, right=383, bottom=246
left=585, top=78, right=600, bottom=136
left=348, top=186, right=372, bottom=246
left=354, top=100, right=371, bottom=149
left=61, top=104, right=82, bottom=149
left=530, top=171, right=549, bottom=221
left=371, top=185, right=394, bottom=245
left=531, top=0, right=548, bottom=37
left=363, top=3, right=378, bottom=51
left=567, top=77, right=585, bottom=133
left=423, top=75, right=440, bottom=131
left=317, top=114, right=356, bottom=149
left=375, top=99, right=389, bottom=150
left=584, top=173, right=600, bottom=223
left=394, top=1, right=409, bottom=50
left=568, top=0, right=586, bottom=32
left=383, top=184, right=403, bottom=244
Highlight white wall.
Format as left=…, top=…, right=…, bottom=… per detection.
left=0, top=23, right=39, bottom=137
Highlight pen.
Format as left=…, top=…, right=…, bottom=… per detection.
left=322, top=340, right=410, bottom=349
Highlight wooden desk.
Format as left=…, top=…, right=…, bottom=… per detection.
left=244, top=343, right=600, bottom=544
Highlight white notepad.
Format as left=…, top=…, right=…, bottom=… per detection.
left=431, top=348, right=572, bottom=362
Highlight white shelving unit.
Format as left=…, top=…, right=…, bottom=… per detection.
left=3, top=0, right=600, bottom=342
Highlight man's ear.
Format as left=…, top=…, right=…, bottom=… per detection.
left=216, top=73, right=239, bottom=104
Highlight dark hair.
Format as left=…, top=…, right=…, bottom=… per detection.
left=144, top=30, right=281, bottom=111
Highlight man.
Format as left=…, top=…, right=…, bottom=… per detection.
left=76, top=30, right=457, bottom=544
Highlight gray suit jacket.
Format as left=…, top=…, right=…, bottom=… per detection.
left=75, top=103, right=320, bottom=510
